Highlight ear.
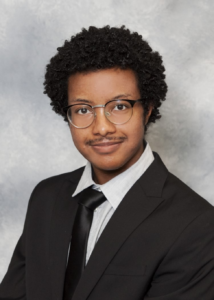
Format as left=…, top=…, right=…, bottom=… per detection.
left=145, top=106, right=153, bottom=124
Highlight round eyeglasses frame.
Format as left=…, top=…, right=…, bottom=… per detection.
left=62, top=99, right=144, bottom=129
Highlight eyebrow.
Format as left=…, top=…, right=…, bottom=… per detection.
left=70, top=98, right=93, bottom=104
left=70, top=94, right=132, bottom=104
left=112, top=93, right=132, bottom=99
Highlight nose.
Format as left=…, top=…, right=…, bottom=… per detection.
left=92, top=107, right=116, bottom=136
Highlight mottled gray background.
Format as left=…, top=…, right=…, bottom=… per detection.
left=0, top=0, right=214, bottom=280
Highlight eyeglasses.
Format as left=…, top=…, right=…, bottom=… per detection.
left=62, top=99, right=144, bottom=129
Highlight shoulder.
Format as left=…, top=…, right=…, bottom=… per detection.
left=162, top=169, right=214, bottom=226
left=161, top=173, right=214, bottom=259
left=165, top=170, right=212, bottom=207
left=149, top=151, right=214, bottom=225
left=27, top=166, right=85, bottom=208
left=149, top=156, right=214, bottom=270
left=34, top=166, right=84, bottom=191
left=151, top=151, right=213, bottom=212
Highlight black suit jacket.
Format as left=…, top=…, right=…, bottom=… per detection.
left=0, top=152, right=214, bottom=300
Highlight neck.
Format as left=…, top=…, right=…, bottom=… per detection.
left=92, top=167, right=127, bottom=185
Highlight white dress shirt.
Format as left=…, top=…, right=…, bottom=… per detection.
left=72, top=141, right=154, bottom=264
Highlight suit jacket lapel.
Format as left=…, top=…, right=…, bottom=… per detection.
left=49, top=168, right=84, bottom=300
left=72, top=153, right=168, bottom=300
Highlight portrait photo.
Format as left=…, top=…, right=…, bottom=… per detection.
left=0, top=0, right=214, bottom=299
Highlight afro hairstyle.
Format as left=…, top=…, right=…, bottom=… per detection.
left=44, top=25, right=168, bottom=131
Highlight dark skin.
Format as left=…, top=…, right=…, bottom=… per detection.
left=68, top=68, right=152, bottom=184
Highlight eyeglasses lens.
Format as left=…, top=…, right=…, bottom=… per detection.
left=105, top=100, right=132, bottom=125
left=68, top=105, right=94, bottom=128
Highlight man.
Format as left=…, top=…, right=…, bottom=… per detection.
left=0, top=25, right=214, bottom=300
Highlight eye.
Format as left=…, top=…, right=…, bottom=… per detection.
left=114, top=104, right=127, bottom=111
left=75, top=107, right=91, bottom=115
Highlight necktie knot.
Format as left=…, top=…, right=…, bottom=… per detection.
left=78, top=187, right=106, bottom=211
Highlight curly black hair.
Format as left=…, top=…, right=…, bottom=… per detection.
left=44, top=25, right=167, bottom=131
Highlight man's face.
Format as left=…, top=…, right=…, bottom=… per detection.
left=68, top=68, right=151, bottom=181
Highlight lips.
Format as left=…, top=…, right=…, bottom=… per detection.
left=92, top=141, right=122, bottom=146
left=90, top=140, right=123, bottom=154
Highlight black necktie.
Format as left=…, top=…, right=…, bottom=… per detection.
left=63, top=187, right=106, bottom=300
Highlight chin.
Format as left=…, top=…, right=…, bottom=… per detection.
left=93, top=159, right=128, bottom=172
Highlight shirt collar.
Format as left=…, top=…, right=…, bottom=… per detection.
left=72, top=141, right=154, bottom=210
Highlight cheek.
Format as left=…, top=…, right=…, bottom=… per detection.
left=70, top=127, right=87, bottom=153
left=124, top=115, right=145, bottom=143
left=127, top=126, right=144, bottom=151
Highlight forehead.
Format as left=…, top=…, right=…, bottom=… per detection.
left=67, top=68, right=140, bottom=104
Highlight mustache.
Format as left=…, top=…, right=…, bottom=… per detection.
left=86, top=136, right=126, bottom=146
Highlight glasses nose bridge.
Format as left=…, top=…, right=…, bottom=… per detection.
left=91, top=104, right=107, bottom=117
left=91, top=104, right=105, bottom=109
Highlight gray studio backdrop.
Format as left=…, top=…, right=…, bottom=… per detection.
left=0, top=0, right=214, bottom=280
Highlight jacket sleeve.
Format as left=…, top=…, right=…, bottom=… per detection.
left=0, top=187, right=37, bottom=300
left=144, top=209, right=214, bottom=300
left=0, top=234, right=26, bottom=300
